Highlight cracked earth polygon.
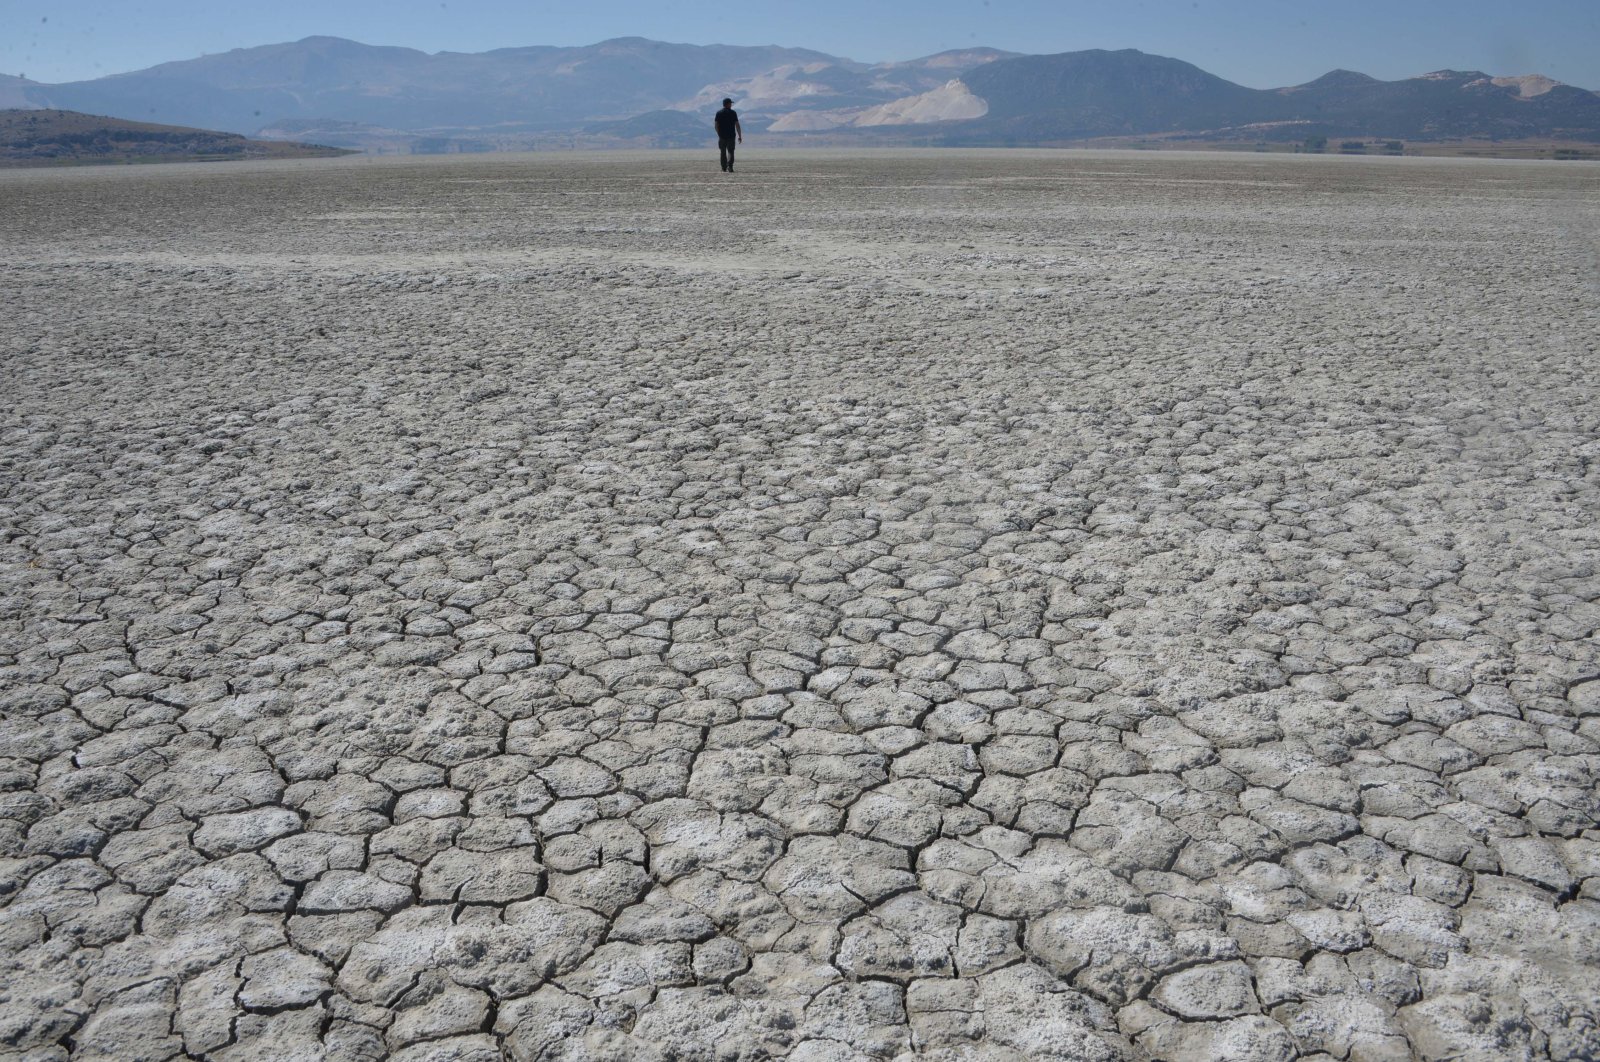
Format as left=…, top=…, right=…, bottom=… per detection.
left=3, top=150, right=1599, bottom=1061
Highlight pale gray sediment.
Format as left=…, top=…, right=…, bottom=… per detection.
left=2, top=149, right=1599, bottom=1061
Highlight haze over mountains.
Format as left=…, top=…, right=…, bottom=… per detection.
left=6, top=35, right=1599, bottom=152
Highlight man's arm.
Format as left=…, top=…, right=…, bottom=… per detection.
left=736, top=118, right=743, bottom=143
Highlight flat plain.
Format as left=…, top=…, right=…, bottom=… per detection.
left=3, top=149, right=1599, bottom=1061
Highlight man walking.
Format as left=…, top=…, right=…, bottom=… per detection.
left=714, top=98, right=742, bottom=172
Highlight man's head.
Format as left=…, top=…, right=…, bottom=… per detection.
left=722, top=98, right=733, bottom=108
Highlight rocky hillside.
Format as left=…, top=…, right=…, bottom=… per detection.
left=938, top=50, right=1600, bottom=143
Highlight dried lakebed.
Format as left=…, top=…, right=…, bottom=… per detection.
left=3, top=150, right=1599, bottom=1061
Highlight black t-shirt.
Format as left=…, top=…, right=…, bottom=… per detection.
left=714, top=108, right=739, bottom=139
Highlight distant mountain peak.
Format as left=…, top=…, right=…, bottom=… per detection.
left=882, top=47, right=1018, bottom=70
left=1278, top=69, right=1381, bottom=96
left=592, top=36, right=680, bottom=51
left=1309, top=69, right=1379, bottom=86
left=247, top=35, right=404, bottom=55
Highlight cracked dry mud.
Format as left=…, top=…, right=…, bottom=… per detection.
left=2, top=149, right=1599, bottom=1062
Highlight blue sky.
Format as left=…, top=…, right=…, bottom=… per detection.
left=5, top=0, right=1599, bottom=88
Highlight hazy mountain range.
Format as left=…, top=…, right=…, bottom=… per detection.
left=5, top=36, right=1598, bottom=152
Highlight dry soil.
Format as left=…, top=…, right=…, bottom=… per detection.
left=3, top=149, right=1600, bottom=1061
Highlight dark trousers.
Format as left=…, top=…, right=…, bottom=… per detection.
left=719, top=137, right=737, bottom=171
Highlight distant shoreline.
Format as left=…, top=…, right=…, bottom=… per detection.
left=0, top=109, right=355, bottom=168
